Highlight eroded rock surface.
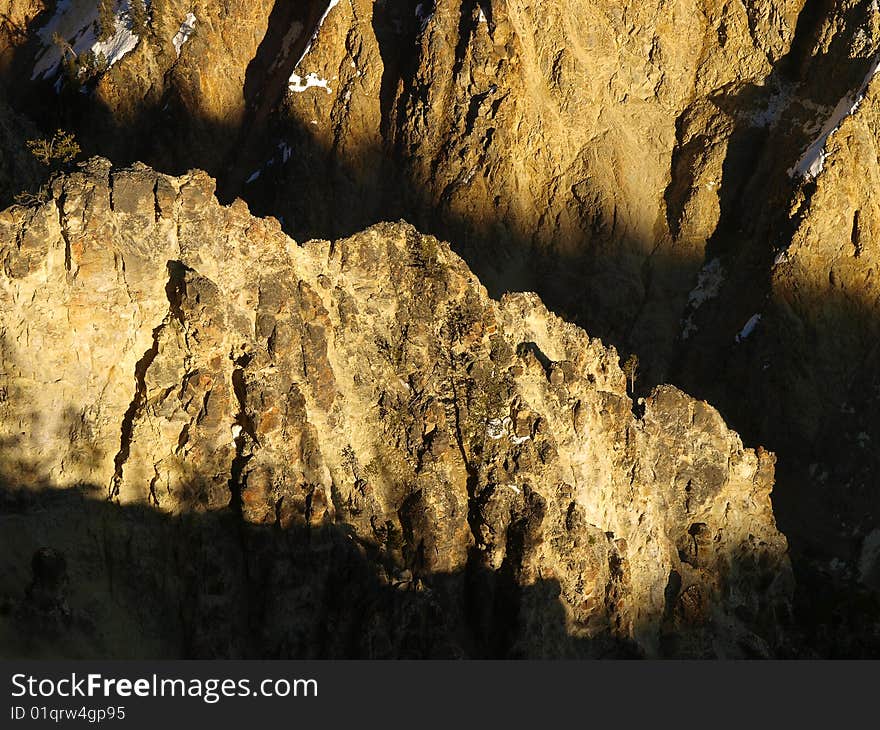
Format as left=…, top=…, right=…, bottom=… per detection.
left=0, top=160, right=791, bottom=658
left=0, top=0, right=809, bottom=380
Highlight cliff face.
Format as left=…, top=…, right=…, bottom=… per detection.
left=0, top=0, right=810, bottom=379
left=1, top=0, right=880, bottom=655
left=0, top=160, right=791, bottom=658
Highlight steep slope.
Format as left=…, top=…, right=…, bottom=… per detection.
left=0, top=0, right=806, bottom=379
left=0, top=159, right=791, bottom=658
left=661, top=1, right=880, bottom=652
left=3, top=0, right=880, bottom=654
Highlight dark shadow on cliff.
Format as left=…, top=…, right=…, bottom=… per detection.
left=0, top=478, right=654, bottom=659
left=664, top=0, right=880, bottom=657
left=0, top=0, right=685, bottom=385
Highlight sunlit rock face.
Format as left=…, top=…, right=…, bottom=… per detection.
left=4, top=0, right=880, bottom=656
left=0, top=160, right=791, bottom=658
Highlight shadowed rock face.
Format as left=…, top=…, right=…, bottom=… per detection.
left=0, top=160, right=791, bottom=658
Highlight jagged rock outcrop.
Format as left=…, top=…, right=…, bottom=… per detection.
left=5, top=0, right=880, bottom=656
left=0, top=160, right=792, bottom=658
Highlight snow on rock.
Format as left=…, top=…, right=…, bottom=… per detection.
left=172, top=12, right=196, bottom=58
left=416, top=2, right=434, bottom=30
left=746, top=83, right=793, bottom=129
left=485, top=416, right=530, bottom=444
left=789, top=54, right=880, bottom=179
left=772, top=248, right=789, bottom=266
left=735, top=314, right=762, bottom=343
left=486, top=418, right=506, bottom=440
left=291, top=0, right=340, bottom=70
left=32, top=0, right=142, bottom=81
left=286, top=0, right=340, bottom=96
left=94, top=12, right=139, bottom=66
left=688, top=258, right=725, bottom=308
left=231, top=424, right=243, bottom=443
left=289, top=71, right=332, bottom=94
left=681, top=258, right=725, bottom=340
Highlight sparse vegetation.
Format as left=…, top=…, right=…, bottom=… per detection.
left=51, top=32, right=78, bottom=83
left=150, top=0, right=167, bottom=28
left=13, top=185, right=51, bottom=207
left=97, top=0, right=117, bottom=42
left=26, top=130, right=81, bottom=167
left=76, top=49, right=109, bottom=77
left=444, top=293, right=483, bottom=344
left=341, top=445, right=359, bottom=478
left=622, top=353, right=639, bottom=394
left=16, top=130, right=80, bottom=206
left=130, top=0, right=149, bottom=37
left=51, top=31, right=109, bottom=86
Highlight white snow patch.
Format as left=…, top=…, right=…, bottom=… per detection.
left=681, top=258, right=725, bottom=340
left=789, top=55, right=880, bottom=179
left=289, top=71, right=332, bottom=94
left=505, top=484, right=522, bottom=495
left=286, top=0, right=341, bottom=97
left=172, top=12, right=196, bottom=58
left=688, top=258, right=725, bottom=309
left=245, top=170, right=261, bottom=184
left=486, top=418, right=506, bottom=440
left=486, top=416, right=531, bottom=444
left=746, top=84, right=793, bottom=129
left=735, top=314, right=761, bottom=343
left=772, top=248, right=789, bottom=266
left=32, top=0, right=143, bottom=81
left=478, top=7, right=487, bottom=23
left=93, top=12, right=139, bottom=66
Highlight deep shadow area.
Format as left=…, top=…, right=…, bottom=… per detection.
left=0, top=479, right=648, bottom=659
left=222, top=0, right=333, bottom=202
left=666, top=0, right=880, bottom=656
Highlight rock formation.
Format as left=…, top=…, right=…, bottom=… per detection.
left=0, top=160, right=791, bottom=658
left=1, top=0, right=879, bottom=656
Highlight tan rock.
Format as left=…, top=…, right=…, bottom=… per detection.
left=0, top=160, right=791, bottom=657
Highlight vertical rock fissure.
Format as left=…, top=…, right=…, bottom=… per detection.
left=109, top=261, right=188, bottom=499
left=55, top=196, right=73, bottom=275
left=109, top=317, right=166, bottom=500
left=228, top=356, right=256, bottom=518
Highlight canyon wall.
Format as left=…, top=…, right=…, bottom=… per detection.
left=1, top=0, right=880, bottom=654
left=0, top=160, right=791, bottom=658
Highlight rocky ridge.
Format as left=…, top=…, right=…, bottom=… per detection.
left=0, top=160, right=791, bottom=658
left=1, top=0, right=880, bottom=655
